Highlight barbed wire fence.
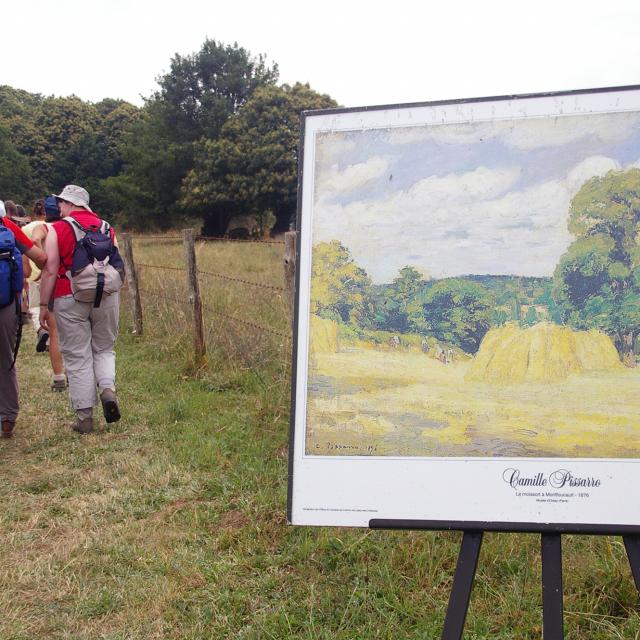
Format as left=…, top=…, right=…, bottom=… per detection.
left=120, top=229, right=297, bottom=379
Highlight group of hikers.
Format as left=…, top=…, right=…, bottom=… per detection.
left=0, top=185, right=124, bottom=437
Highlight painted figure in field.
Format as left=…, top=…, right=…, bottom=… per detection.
left=305, top=111, right=640, bottom=459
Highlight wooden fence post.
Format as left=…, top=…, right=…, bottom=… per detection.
left=183, top=228, right=206, bottom=365
left=121, top=233, right=143, bottom=336
left=284, top=231, right=297, bottom=331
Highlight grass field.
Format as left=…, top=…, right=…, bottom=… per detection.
left=1, top=238, right=639, bottom=638
left=306, top=348, right=640, bottom=458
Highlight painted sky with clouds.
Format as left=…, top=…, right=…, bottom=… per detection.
left=312, top=111, right=640, bottom=284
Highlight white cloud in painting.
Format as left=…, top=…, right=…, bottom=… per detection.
left=565, top=155, right=620, bottom=191
left=403, top=166, right=521, bottom=210
left=313, top=155, right=621, bottom=282
left=314, top=133, right=357, bottom=169
left=315, top=156, right=390, bottom=198
left=384, top=111, right=640, bottom=150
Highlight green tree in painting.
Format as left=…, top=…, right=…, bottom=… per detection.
left=311, top=241, right=373, bottom=325
left=522, top=306, right=539, bottom=327
left=553, top=168, right=640, bottom=364
left=418, top=279, right=494, bottom=353
left=381, top=265, right=427, bottom=332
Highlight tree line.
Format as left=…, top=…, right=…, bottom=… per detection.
left=0, top=39, right=336, bottom=235
left=312, top=168, right=640, bottom=363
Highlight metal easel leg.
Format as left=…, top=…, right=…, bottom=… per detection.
left=623, top=535, right=640, bottom=593
left=541, top=533, right=564, bottom=640
left=440, top=531, right=483, bottom=640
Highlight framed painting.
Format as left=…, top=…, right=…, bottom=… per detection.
left=288, top=86, right=640, bottom=532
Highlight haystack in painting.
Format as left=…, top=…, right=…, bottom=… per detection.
left=309, top=315, right=339, bottom=354
left=466, top=322, right=621, bottom=383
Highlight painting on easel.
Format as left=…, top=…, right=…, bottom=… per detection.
left=289, top=87, right=640, bottom=529
left=303, top=109, right=640, bottom=459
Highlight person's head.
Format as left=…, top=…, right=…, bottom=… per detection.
left=6, top=201, right=28, bottom=226
left=54, top=184, right=92, bottom=217
left=43, top=195, right=61, bottom=222
left=4, top=200, right=17, bottom=218
left=32, top=199, right=45, bottom=220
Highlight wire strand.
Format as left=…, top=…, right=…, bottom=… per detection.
left=196, top=236, right=285, bottom=245
left=137, top=263, right=186, bottom=272
left=197, top=270, right=287, bottom=293
left=201, top=301, right=291, bottom=340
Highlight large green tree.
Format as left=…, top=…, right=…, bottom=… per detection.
left=182, top=83, right=337, bottom=235
left=418, top=279, right=494, bottom=353
left=0, top=124, right=32, bottom=201
left=109, top=39, right=279, bottom=227
left=0, top=86, right=139, bottom=212
left=553, top=168, right=640, bottom=364
left=153, top=39, right=279, bottom=144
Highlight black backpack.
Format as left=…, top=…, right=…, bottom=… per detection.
left=64, top=218, right=125, bottom=307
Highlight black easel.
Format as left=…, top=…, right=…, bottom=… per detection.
left=370, top=521, right=640, bottom=640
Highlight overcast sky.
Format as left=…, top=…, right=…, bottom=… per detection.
left=2, top=0, right=640, bottom=109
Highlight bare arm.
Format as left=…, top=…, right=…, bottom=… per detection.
left=39, top=227, right=59, bottom=306
left=31, top=223, right=48, bottom=251
left=24, top=244, right=46, bottom=270
left=22, top=254, right=32, bottom=280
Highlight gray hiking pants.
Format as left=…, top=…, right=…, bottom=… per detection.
left=0, top=301, right=19, bottom=422
left=55, top=293, right=119, bottom=411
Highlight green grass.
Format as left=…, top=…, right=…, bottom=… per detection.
left=0, top=239, right=638, bottom=638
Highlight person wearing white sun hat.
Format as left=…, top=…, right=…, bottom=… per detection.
left=39, top=185, right=124, bottom=434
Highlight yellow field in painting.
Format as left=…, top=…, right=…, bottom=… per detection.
left=306, top=349, right=640, bottom=458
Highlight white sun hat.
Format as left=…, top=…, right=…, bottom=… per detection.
left=55, top=184, right=93, bottom=212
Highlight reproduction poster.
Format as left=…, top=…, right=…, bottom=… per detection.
left=288, top=86, right=640, bottom=531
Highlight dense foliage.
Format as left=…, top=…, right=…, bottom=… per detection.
left=0, top=38, right=335, bottom=233
left=311, top=241, right=373, bottom=325
left=182, top=83, right=336, bottom=235
left=0, top=86, right=140, bottom=210
left=553, top=169, right=640, bottom=363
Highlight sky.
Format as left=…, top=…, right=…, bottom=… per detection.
left=312, top=110, right=640, bottom=282
left=2, top=0, right=640, bottom=110
left=3, top=0, right=640, bottom=282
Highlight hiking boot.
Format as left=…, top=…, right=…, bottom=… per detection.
left=1, top=420, right=15, bottom=438
left=36, top=329, right=49, bottom=353
left=51, top=377, right=67, bottom=392
left=72, top=417, right=93, bottom=434
left=100, top=388, right=121, bottom=423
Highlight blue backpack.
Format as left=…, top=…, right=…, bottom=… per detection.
left=0, top=220, right=24, bottom=370
left=0, top=221, right=23, bottom=309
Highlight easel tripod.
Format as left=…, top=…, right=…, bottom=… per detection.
left=370, top=520, right=640, bottom=640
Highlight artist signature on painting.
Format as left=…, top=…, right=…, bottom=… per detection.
left=502, top=468, right=602, bottom=491
left=316, top=442, right=378, bottom=455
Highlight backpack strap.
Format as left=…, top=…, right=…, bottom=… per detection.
left=9, top=293, right=22, bottom=371
left=63, top=217, right=88, bottom=242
